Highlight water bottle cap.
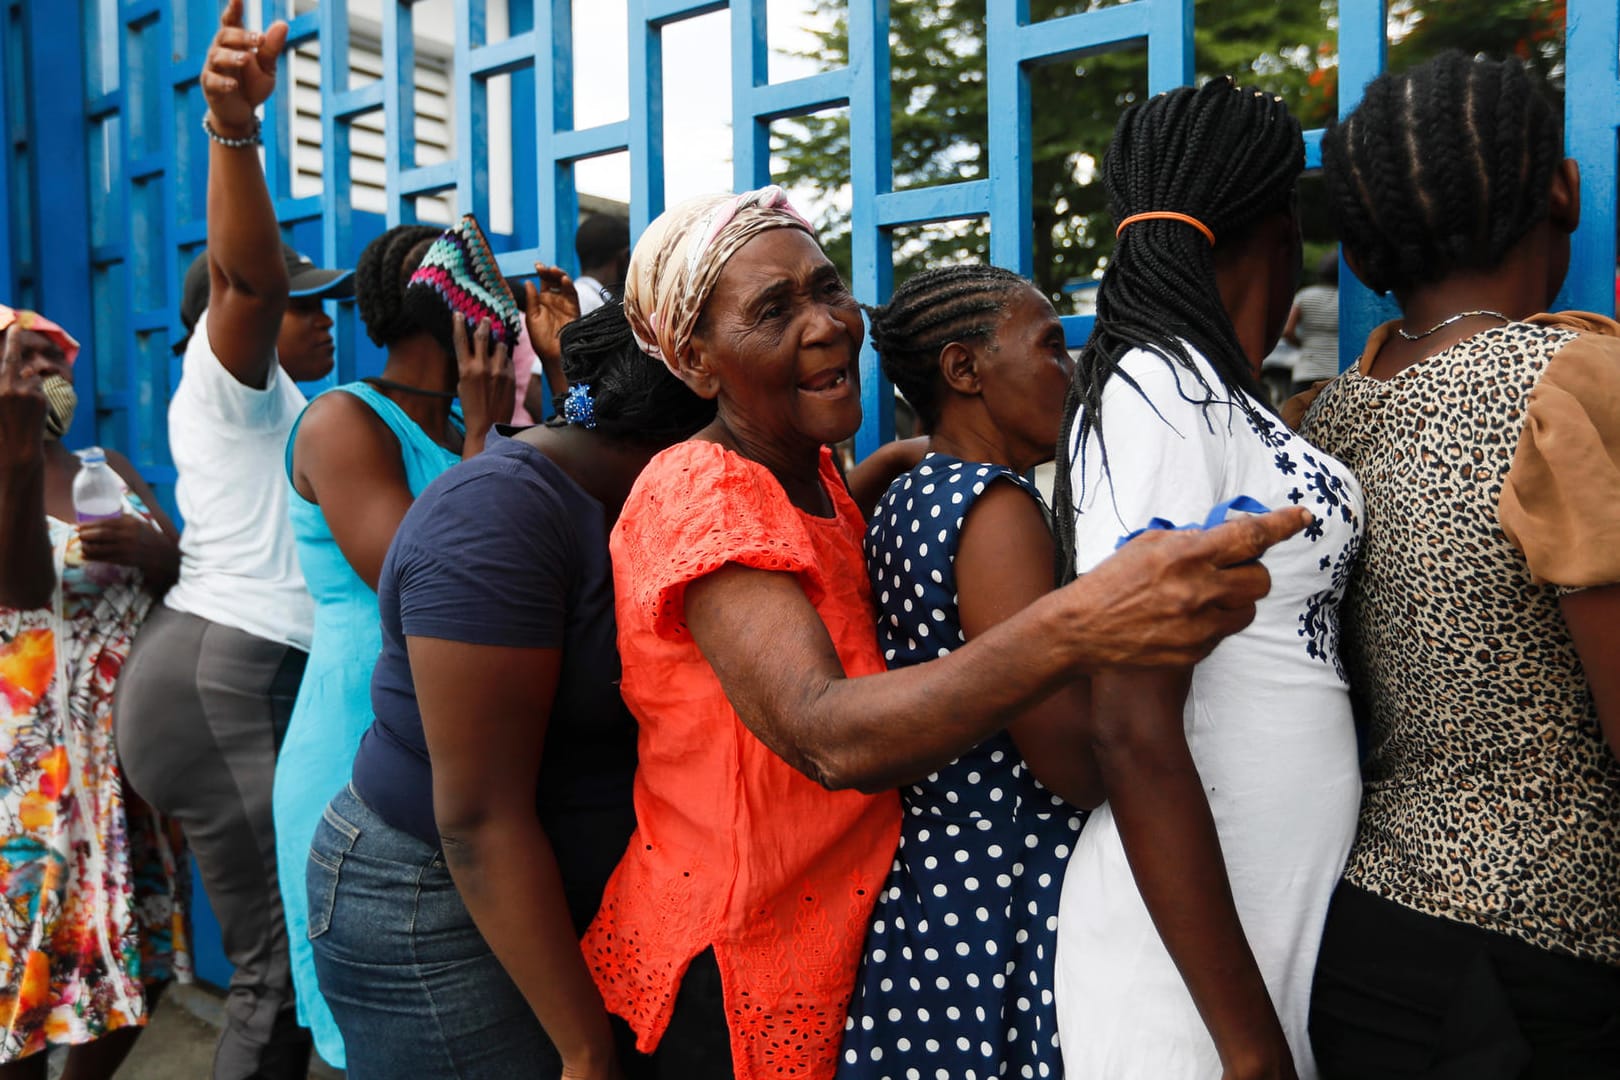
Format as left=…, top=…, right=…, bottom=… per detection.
left=80, top=447, right=106, bottom=464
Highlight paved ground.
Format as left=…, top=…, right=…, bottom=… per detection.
left=44, top=984, right=343, bottom=1079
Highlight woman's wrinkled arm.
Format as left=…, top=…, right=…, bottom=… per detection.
left=415, top=637, right=622, bottom=1080
left=683, top=507, right=1311, bottom=793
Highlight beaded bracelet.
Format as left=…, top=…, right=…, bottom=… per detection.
left=202, top=115, right=262, bottom=148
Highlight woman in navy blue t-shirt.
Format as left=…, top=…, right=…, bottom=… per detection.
left=305, top=304, right=716, bottom=1080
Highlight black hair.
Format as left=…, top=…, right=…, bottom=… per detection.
left=1321, top=51, right=1561, bottom=298
left=355, top=224, right=441, bottom=347
left=864, top=264, right=1031, bottom=433
left=549, top=300, right=716, bottom=444
left=575, top=214, right=631, bottom=271
left=1053, top=78, right=1304, bottom=583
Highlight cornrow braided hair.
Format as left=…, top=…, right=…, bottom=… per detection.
left=1053, top=78, right=1303, bottom=583
left=1322, top=51, right=1561, bottom=298
left=865, top=264, right=1031, bottom=433
left=546, top=301, right=716, bottom=444
left=355, top=224, right=441, bottom=347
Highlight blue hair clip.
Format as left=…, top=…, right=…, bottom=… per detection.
left=562, top=382, right=597, bottom=429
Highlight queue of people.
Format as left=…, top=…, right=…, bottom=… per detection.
left=0, top=2, right=1617, bottom=1077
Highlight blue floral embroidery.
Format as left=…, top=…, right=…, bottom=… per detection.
left=1299, top=534, right=1361, bottom=681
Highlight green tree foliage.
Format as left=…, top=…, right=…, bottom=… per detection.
left=772, top=0, right=1563, bottom=306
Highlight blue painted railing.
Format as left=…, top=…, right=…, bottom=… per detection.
left=0, top=0, right=1613, bottom=990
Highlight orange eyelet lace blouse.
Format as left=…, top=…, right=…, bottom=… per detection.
left=583, top=440, right=902, bottom=1080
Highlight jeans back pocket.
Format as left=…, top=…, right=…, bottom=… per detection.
left=306, top=799, right=362, bottom=940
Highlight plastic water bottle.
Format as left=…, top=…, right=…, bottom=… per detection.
left=72, top=448, right=123, bottom=523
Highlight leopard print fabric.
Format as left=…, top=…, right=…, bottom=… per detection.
left=1302, top=321, right=1620, bottom=966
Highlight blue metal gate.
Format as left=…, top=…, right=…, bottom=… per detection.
left=1, top=0, right=1612, bottom=988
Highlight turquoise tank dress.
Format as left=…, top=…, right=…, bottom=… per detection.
left=272, top=381, right=462, bottom=1067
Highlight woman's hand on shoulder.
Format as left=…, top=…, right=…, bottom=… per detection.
left=1059, top=507, right=1311, bottom=671
left=200, top=0, right=287, bottom=137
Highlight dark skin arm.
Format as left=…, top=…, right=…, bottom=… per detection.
left=1281, top=302, right=1303, bottom=349
left=289, top=393, right=413, bottom=591
left=1089, top=668, right=1296, bottom=1080
left=415, top=638, right=621, bottom=1080
left=0, top=327, right=51, bottom=610
left=201, top=0, right=291, bottom=388
left=955, top=481, right=1100, bottom=808
left=78, top=448, right=182, bottom=597
left=684, top=507, right=1311, bottom=794
left=844, top=436, right=931, bottom=518
left=1561, top=585, right=1620, bottom=762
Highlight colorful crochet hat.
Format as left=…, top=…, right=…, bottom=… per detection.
left=403, top=213, right=521, bottom=355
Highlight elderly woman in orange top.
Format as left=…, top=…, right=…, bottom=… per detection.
left=581, top=187, right=1314, bottom=1080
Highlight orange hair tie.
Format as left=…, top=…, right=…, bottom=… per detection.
left=1114, top=211, right=1216, bottom=246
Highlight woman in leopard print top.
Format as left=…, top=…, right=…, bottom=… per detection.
left=1300, top=53, right=1620, bottom=1078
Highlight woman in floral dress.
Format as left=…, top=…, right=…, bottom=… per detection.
left=0, top=307, right=189, bottom=1078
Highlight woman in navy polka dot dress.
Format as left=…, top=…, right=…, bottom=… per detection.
left=838, top=266, right=1101, bottom=1080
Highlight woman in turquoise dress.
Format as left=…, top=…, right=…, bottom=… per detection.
left=271, top=216, right=577, bottom=1066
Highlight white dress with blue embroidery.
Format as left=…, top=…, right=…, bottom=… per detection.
left=1054, top=346, right=1363, bottom=1080
left=837, top=455, right=1084, bottom=1080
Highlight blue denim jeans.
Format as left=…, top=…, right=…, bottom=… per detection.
left=307, top=783, right=560, bottom=1080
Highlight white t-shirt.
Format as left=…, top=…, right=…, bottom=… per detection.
left=575, top=275, right=612, bottom=315
left=163, top=310, right=314, bottom=651
left=1055, top=344, right=1363, bottom=1079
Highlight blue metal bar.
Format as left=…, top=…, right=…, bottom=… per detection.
left=985, top=0, right=1033, bottom=274
left=454, top=0, right=492, bottom=227
left=1335, top=0, right=1391, bottom=367
left=468, top=31, right=538, bottom=77
left=284, top=10, right=319, bottom=46
left=551, top=122, right=631, bottom=164
left=24, top=0, right=96, bottom=444
left=530, top=0, right=572, bottom=267
left=0, top=1, right=14, bottom=304
left=316, top=0, right=357, bottom=384
left=399, top=161, right=458, bottom=195
left=1302, top=128, right=1323, bottom=171
left=744, top=70, right=850, bottom=122
left=644, top=0, right=728, bottom=27
left=627, top=0, right=666, bottom=235
left=731, top=0, right=770, bottom=190
left=1560, top=0, right=1619, bottom=315
left=848, top=0, right=893, bottom=457
left=383, top=0, right=413, bottom=224
left=332, top=83, right=385, bottom=121
left=874, top=181, right=992, bottom=228
left=1012, top=3, right=1149, bottom=64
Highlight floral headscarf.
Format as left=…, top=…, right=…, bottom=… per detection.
left=0, top=305, right=79, bottom=368
left=623, top=186, right=814, bottom=373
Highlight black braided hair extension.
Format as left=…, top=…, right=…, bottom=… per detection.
left=546, top=301, right=716, bottom=444
left=1322, top=52, right=1561, bottom=299
left=1051, top=78, right=1304, bottom=584
left=864, top=264, right=1031, bottom=433
left=355, top=225, right=441, bottom=347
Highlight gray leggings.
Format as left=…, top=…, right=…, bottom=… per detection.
left=114, top=605, right=312, bottom=1080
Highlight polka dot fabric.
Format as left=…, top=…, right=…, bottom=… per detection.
left=837, top=454, right=1083, bottom=1080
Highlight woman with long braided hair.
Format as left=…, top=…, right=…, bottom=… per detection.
left=1051, top=80, right=1363, bottom=1079
left=306, top=302, right=717, bottom=1078
left=1302, top=54, right=1620, bottom=1076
